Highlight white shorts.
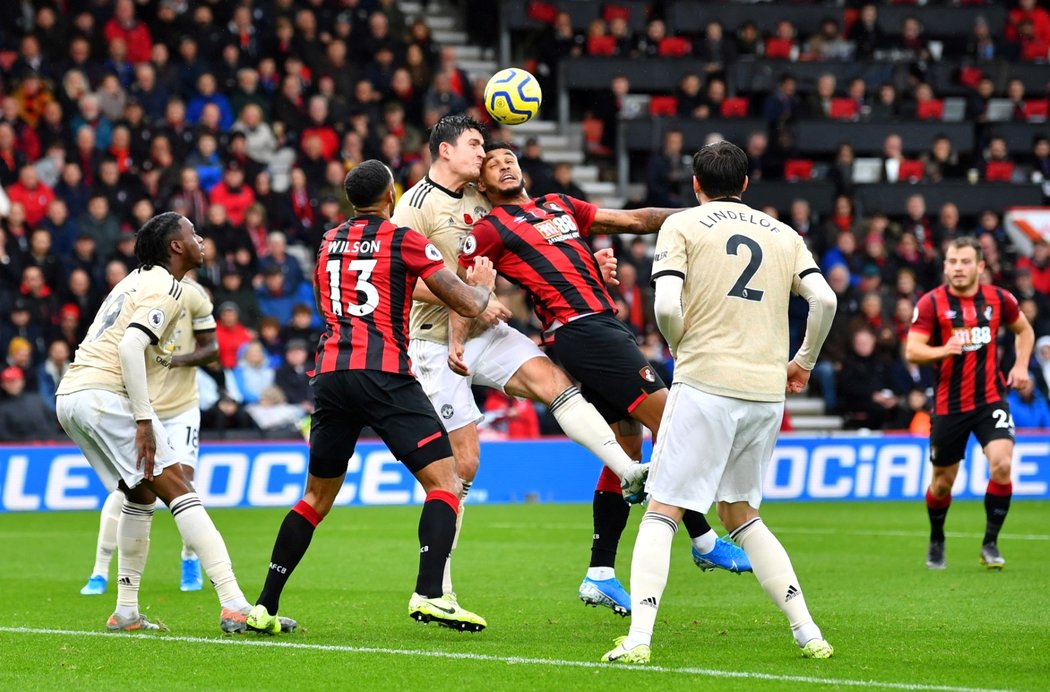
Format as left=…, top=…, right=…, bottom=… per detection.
left=161, top=407, right=202, bottom=470
left=646, top=383, right=783, bottom=513
left=57, top=390, right=179, bottom=492
left=408, top=322, right=545, bottom=432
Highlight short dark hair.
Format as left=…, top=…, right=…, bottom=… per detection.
left=343, top=159, right=392, bottom=208
left=428, top=114, right=487, bottom=158
left=948, top=236, right=983, bottom=261
left=484, top=141, right=514, bottom=155
left=134, top=212, right=185, bottom=269
left=692, top=140, right=748, bottom=199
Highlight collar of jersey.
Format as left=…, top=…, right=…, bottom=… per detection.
left=425, top=175, right=464, bottom=199
left=706, top=196, right=746, bottom=205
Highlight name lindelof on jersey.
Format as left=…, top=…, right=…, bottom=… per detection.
left=535, top=214, right=580, bottom=244
left=697, top=207, right=780, bottom=231
left=327, top=238, right=382, bottom=255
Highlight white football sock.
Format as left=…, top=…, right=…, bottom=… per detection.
left=586, top=566, right=616, bottom=581
left=624, top=512, right=678, bottom=649
left=732, top=518, right=822, bottom=647
left=442, top=479, right=471, bottom=595
left=181, top=545, right=198, bottom=561
left=115, top=500, right=154, bottom=618
left=92, top=490, right=124, bottom=578
left=691, top=529, right=717, bottom=555
left=170, top=493, right=250, bottom=611
left=550, top=387, right=633, bottom=478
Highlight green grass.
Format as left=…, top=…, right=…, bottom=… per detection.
left=1, top=501, right=1048, bottom=691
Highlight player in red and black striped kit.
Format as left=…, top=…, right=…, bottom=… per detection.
left=906, top=237, right=1034, bottom=571
left=247, top=160, right=497, bottom=634
left=456, top=143, right=752, bottom=615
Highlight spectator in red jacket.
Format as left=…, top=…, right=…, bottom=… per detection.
left=6, top=166, right=54, bottom=226
left=103, top=0, right=153, bottom=65
left=209, top=162, right=256, bottom=227
left=300, top=95, right=339, bottom=161
left=1007, top=0, right=1050, bottom=45
left=1017, top=240, right=1050, bottom=296
left=215, top=301, right=254, bottom=370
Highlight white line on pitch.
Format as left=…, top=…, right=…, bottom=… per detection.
left=0, top=626, right=1007, bottom=692
left=487, top=524, right=1050, bottom=541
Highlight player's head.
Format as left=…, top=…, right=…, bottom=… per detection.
left=344, top=159, right=396, bottom=214
left=429, top=114, right=487, bottom=181
left=691, top=140, right=749, bottom=201
left=135, top=211, right=202, bottom=274
left=478, top=142, right=527, bottom=202
left=944, top=237, right=984, bottom=292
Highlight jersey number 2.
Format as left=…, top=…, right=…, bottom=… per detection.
left=325, top=258, right=379, bottom=317
left=725, top=234, right=764, bottom=302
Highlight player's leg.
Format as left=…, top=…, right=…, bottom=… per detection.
left=79, top=489, right=123, bottom=595
left=925, top=413, right=967, bottom=569
left=716, top=396, right=831, bottom=658
left=976, top=404, right=1016, bottom=569
left=444, top=423, right=479, bottom=596
left=164, top=406, right=205, bottom=591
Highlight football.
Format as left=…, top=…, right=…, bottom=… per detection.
left=484, top=68, right=542, bottom=126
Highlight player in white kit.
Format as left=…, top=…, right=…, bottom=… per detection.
left=601, top=141, right=837, bottom=663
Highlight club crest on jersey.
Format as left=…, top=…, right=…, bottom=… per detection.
left=639, top=366, right=656, bottom=383
left=440, top=404, right=454, bottom=419
left=984, top=306, right=994, bottom=321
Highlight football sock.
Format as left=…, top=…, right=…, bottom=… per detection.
left=92, top=490, right=123, bottom=578
left=586, top=566, right=615, bottom=581
left=590, top=486, right=630, bottom=569
left=683, top=511, right=716, bottom=552
left=442, top=479, right=471, bottom=595
left=551, top=387, right=635, bottom=478
left=114, top=500, right=154, bottom=618
left=182, top=545, right=198, bottom=561
left=169, top=493, right=250, bottom=611
left=925, top=487, right=952, bottom=542
left=983, top=480, right=1012, bottom=545
left=624, top=512, right=678, bottom=649
left=732, top=517, right=822, bottom=648
left=256, top=499, right=322, bottom=614
left=416, top=490, right=459, bottom=598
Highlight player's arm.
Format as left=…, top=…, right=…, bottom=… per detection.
left=787, top=270, right=837, bottom=393
left=171, top=330, right=218, bottom=367
left=1007, top=313, right=1035, bottom=394
left=653, top=274, right=685, bottom=356
left=594, top=247, right=619, bottom=286
left=589, top=207, right=680, bottom=235
left=905, top=330, right=961, bottom=364
left=422, top=258, right=495, bottom=319
left=412, top=278, right=446, bottom=305
left=119, top=326, right=159, bottom=480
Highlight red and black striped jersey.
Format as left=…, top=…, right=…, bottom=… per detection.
left=458, top=193, right=614, bottom=334
left=314, top=216, right=444, bottom=376
left=910, top=283, right=1021, bottom=415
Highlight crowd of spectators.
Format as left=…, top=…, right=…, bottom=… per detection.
left=2, top=1, right=1050, bottom=441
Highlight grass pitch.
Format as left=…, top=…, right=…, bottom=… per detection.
left=1, top=501, right=1048, bottom=691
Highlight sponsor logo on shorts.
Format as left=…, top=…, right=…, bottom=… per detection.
left=440, top=404, right=454, bottom=419
left=639, top=366, right=656, bottom=383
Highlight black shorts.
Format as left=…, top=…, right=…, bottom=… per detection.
left=550, top=313, right=666, bottom=423
left=309, top=370, right=453, bottom=478
left=929, top=402, right=1015, bottom=467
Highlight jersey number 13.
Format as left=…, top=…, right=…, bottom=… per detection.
left=325, top=258, right=380, bottom=317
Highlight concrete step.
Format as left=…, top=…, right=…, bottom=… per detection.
left=785, top=397, right=826, bottom=415
left=454, top=44, right=485, bottom=60
left=581, top=181, right=617, bottom=196
left=433, top=29, right=468, bottom=44
left=789, top=415, right=845, bottom=431
left=459, top=59, right=499, bottom=80
left=541, top=149, right=585, bottom=165
left=426, top=15, right=457, bottom=30
left=593, top=195, right=626, bottom=208
left=572, top=165, right=599, bottom=183
left=512, top=119, right=560, bottom=134
left=510, top=133, right=571, bottom=150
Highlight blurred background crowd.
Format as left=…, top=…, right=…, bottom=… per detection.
left=1, top=0, right=1050, bottom=442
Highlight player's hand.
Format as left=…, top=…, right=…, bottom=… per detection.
left=466, top=256, right=497, bottom=291
left=595, top=248, right=619, bottom=286
left=448, top=339, right=470, bottom=376
left=785, top=360, right=811, bottom=394
left=1008, top=365, right=1033, bottom=395
left=135, top=420, right=157, bottom=481
left=942, top=335, right=964, bottom=357
left=477, top=294, right=512, bottom=328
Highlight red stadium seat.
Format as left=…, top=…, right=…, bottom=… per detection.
left=829, top=98, right=857, bottom=120
left=985, top=162, right=1014, bottom=182
left=1024, top=99, right=1049, bottom=122
left=765, top=38, right=794, bottom=59
left=648, top=95, right=678, bottom=117
left=720, top=97, right=750, bottom=118
left=958, top=66, right=983, bottom=89
left=916, top=99, right=944, bottom=120
left=526, top=1, right=557, bottom=24
left=587, top=36, right=617, bottom=56
left=784, top=159, right=815, bottom=181
left=583, top=117, right=612, bottom=156
left=898, top=160, right=924, bottom=182
left=658, top=37, right=692, bottom=57
left=602, top=5, right=631, bottom=23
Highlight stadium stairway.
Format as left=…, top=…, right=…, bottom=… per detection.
left=403, top=1, right=641, bottom=208
left=786, top=396, right=844, bottom=433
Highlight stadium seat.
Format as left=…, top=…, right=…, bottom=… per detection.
left=587, top=36, right=617, bottom=56
left=720, top=97, right=750, bottom=118
left=784, top=159, right=815, bottom=182
left=957, top=66, right=983, bottom=89
left=984, top=161, right=1014, bottom=182
left=829, top=98, right=858, bottom=120
left=526, top=1, right=558, bottom=24
left=898, top=160, right=924, bottom=182
left=648, top=95, right=678, bottom=117
left=658, top=37, right=692, bottom=57
left=602, top=5, right=631, bottom=23
left=583, top=117, right=612, bottom=156
left=916, top=99, right=945, bottom=121
left=765, top=38, right=795, bottom=59
left=1023, top=99, right=1049, bottom=123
